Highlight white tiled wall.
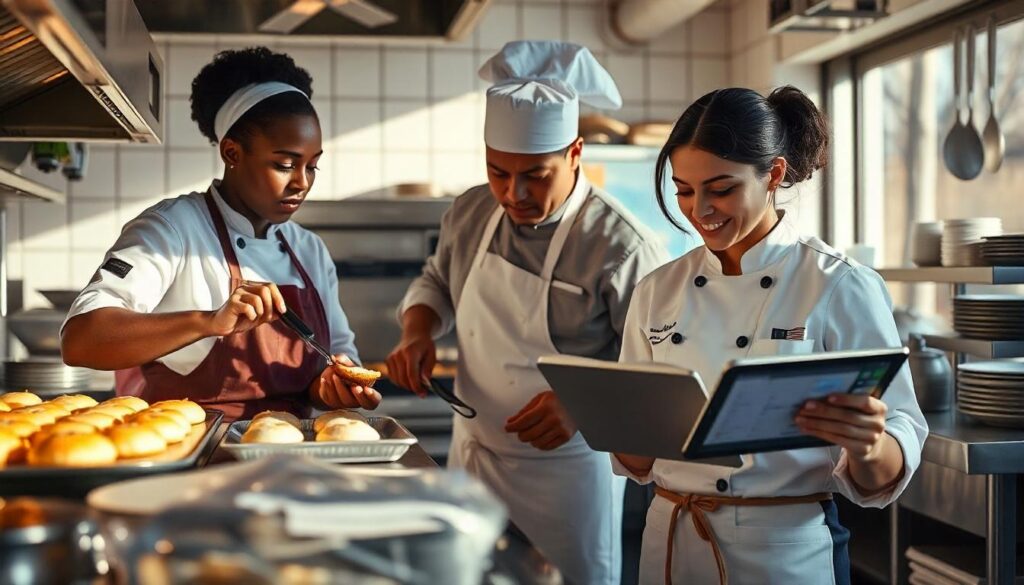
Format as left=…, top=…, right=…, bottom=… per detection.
left=8, top=0, right=733, bottom=308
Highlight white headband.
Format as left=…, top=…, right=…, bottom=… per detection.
left=213, top=81, right=308, bottom=142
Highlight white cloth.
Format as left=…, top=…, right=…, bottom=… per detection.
left=65, top=183, right=358, bottom=375
left=448, top=182, right=623, bottom=585
left=479, top=41, right=622, bottom=153
left=213, top=81, right=307, bottom=142
left=612, top=214, right=927, bottom=584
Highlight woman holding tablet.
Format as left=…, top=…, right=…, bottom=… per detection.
left=612, top=86, right=927, bottom=584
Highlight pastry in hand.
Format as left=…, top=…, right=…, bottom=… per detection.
left=332, top=364, right=382, bottom=387
left=313, top=409, right=367, bottom=433
left=315, top=419, right=380, bottom=442
left=252, top=410, right=302, bottom=429
left=241, top=419, right=305, bottom=444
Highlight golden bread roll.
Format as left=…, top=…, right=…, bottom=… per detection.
left=0, top=392, right=41, bottom=409
left=332, top=364, right=381, bottom=387
left=27, top=432, right=118, bottom=467
left=0, top=401, right=9, bottom=413
left=151, top=400, right=206, bottom=424
left=51, top=394, right=98, bottom=411
left=0, top=428, right=24, bottom=466
left=85, top=404, right=134, bottom=421
left=252, top=410, right=302, bottom=429
left=106, top=423, right=168, bottom=458
left=240, top=420, right=304, bottom=444
left=64, top=412, right=116, bottom=431
left=314, top=419, right=380, bottom=442
left=130, top=412, right=188, bottom=443
left=134, top=408, right=190, bottom=430
left=103, top=396, right=149, bottom=412
left=12, top=407, right=60, bottom=426
left=30, top=421, right=96, bottom=448
left=0, top=417, right=39, bottom=439
left=313, top=409, right=367, bottom=433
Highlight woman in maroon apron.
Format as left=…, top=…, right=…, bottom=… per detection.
left=61, top=47, right=380, bottom=421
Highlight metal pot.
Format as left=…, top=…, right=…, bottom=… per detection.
left=0, top=497, right=110, bottom=585
left=908, top=334, right=953, bottom=412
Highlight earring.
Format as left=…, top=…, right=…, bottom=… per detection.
left=229, top=165, right=235, bottom=170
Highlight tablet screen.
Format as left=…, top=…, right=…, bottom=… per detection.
left=701, top=358, right=893, bottom=447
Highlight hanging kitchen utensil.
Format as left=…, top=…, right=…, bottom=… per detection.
left=982, top=14, right=1005, bottom=172
left=943, top=27, right=985, bottom=181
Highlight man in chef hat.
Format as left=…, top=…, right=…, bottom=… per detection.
left=388, top=41, right=669, bottom=584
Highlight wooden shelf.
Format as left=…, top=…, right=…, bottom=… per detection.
left=876, top=267, right=1024, bottom=284
left=922, top=335, right=1024, bottom=359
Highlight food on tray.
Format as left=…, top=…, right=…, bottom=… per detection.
left=315, top=419, right=380, bottom=442
left=241, top=419, right=305, bottom=444
left=86, top=404, right=134, bottom=421
left=12, top=407, right=60, bottom=427
left=131, top=412, right=189, bottom=443
left=0, top=429, right=24, bottom=466
left=0, top=417, right=39, bottom=439
left=332, top=364, right=382, bottom=387
left=107, top=423, right=168, bottom=458
left=151, top=399, right=206, bottom=424
left=51, top=394, right=98, bottom=411
left=29, top=421, right=96, bottom=448
left=103, top=396, right=149, bottom=412
left=313, top=409, right=367, bottom=433
left=27, top=432, right=118, bottom=467
left=0, top=401, right=9, bottom=413
left=0, top=391, right=42, bottom=409
left=64, top=412, right=117, bottom=431
left=252, top=410, right=302, bottom=428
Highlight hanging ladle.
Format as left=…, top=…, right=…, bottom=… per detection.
left=943, top=26, right=985, bottom=181
left=982, top=14, right=1005, bottom=172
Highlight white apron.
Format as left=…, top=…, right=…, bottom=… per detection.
left=448, top=188, right=624, bottom=585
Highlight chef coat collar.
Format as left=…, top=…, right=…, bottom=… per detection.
left=529, top=168, right=589, bottom=230
left=209, top=181, right=280, bottom=239
left=702, top=210, right=797, bottom=275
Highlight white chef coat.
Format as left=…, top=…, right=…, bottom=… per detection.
left=612, top=213, right=927, bottom=584
left=66, top=182, right=358, bottom=375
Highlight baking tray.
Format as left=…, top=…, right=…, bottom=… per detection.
left=222, top=416, right=417, bottom=463
left=0, top=410, right=224, bottom=498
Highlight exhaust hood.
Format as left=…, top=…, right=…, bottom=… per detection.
left=0, top=0, right=164, bottom=143
left=134, top=0, right=489, bottom=42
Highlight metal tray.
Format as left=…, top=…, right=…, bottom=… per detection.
left=222, top=416, right=417, bottom=463
left=0, top=410, right=224, bottom=499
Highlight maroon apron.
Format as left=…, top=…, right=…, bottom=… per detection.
left=136, top=192, right=331, bottom=422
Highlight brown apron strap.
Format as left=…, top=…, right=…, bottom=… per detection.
left=654, top=485, right=833, bottom=585
left=275, top=230, right=317, bottom=292
left=203, top=191, right=243, bottom=282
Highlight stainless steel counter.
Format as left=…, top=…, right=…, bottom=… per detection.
left=923, top=411, right=1024, bottom=475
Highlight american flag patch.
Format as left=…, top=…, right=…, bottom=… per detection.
left=771, top=327, right=806, bottom=340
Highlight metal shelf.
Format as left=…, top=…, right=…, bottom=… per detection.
left=0, top=168, right=63, bottom=204
left=922, top=335, right=1024, bottom=359
left=876, top=267, right=1024, bottom=284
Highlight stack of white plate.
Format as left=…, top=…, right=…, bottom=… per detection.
left=957, top=361, right=1024, bottom=428
left=953, top=295, right=1024, bottom=340
left=0, top=358, right=94, bottom=394
left=912, top=221, right=944, bottom=266
left=907, top=545, right=1024, bottom=584
left=942, top=218, right=1002, bottom=266
left=980, top=233, right=1024, bottom=266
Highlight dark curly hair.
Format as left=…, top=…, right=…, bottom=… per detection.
left=190, top=46, right=317, bottom=145
left=655, top=86, right=830, bottom=232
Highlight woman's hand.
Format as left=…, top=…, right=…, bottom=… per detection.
left=310, top=354, right=382, bottom=410
left=505, top=391, right=577, bottom=451
left=207, top=281, right=286, bottom=337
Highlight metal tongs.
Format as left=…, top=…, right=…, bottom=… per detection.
left=421, top=376, right=477, bottom=419
left=279, top=307, right=335, bottom=366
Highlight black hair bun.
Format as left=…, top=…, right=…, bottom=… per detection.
left=766, top=85, right=829, bottom=185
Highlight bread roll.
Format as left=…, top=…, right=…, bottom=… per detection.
left=313, top=409, right=367, bottom=433
left=315, top=419, right=380, bottom=442
left=103, top=396, right=149, bottom=413
left=252, top=410, right=302, bottom=429
left=151, top=400, right=206, bottom=424
left=27, top=432, right=118, bottom=467
left=51, top=394, right=98, bottom=411
left=241, top=420, right=304, bottom=444
left=0, top=428, right=24, bottom=466
left=107, top=423, right=168, bottom=458
left=331, top=364, right=381, bottom=387
left=0, top=392, right=41, bottom=409
left=64, top=412, right=117, bottom=431
left=134, top=408, right=190, bottom=429
left=12, top=407, right=60, bottom=427
left=130, top=412, right=188, bottom=443
left=85, top=404, right=134, bottom=421
left=0, top=401, right=10, bottom=413
left=30, top=421, right=96, bottom=448
left=0, top=417, right=39, bottom=439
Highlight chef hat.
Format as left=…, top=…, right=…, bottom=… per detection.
left=479, top=41, right=622, bottom=154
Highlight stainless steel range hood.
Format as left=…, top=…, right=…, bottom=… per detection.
left=135, top=0, right=489, bottom=42
left=0, top=0, right=164, bottom=143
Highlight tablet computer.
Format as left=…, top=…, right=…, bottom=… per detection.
left=536, top=355, right=716, bottom=462
left=682, top=347, right=909, bottom=460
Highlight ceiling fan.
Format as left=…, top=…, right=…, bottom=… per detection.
left=258, top=0, right=398, bottom=33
